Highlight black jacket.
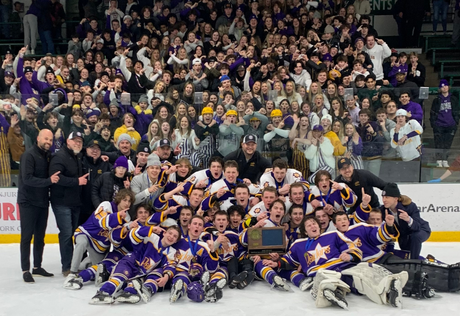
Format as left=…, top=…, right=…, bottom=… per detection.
left=224, top=149, right=271, bottom=184
left=335, top=169, right=387, bottom=212
left=81, top=154, right=112, bottom=213
left=430, top=93, right=460, bottom=127
left=49, top=145, right=84, bottom=207
left=91, top=171, right=129, bottom=207
left=18, top=144, right=52, bottom=208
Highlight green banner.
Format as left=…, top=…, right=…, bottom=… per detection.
left=369, top=0, right=397, bottom=15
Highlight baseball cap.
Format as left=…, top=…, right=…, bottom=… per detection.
left=68, top=131, right=84, bottom=140
left=86, top=139, right=101, bottom=149
left=220, top=75, right=231, bottom=82
left=192, top=58, right=202, bottom=65
left=159, top=138, right=171, bottom=148
left=243, top=134, right=257, bottom=144
left=208, top=56, right=217, bottom=63
left=226, top=110, right=238, bottom=116
left=201, top=107, right=214, bottom=115
left=395, top=109, right=408, bottom=117
left=270, top=109, right=282, bottom=117
left=237, top=64, right=245, bottom=72
left=337, top=157, right=352, bottom=169
left=312, top=125, right=324, bottom=132
left=97, top=38, right=104, bottom=44
left=4, top=71, right=15, bottom=78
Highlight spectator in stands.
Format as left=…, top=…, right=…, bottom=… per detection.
left=355, top=0, right=371, bottom=16
left=407, top=52, right=426, bottom=87
left=18, top=129, right=58, bottom=283
left=400, top=0, right=431, bottom=48
left=7, top=114, right=24, bottom=169
left=224, top=134, right=271, bottom=184
left=343, top=122, right=363, bottom=169
left=356, top=108, right=384, bottom=177
left=36, top=0, right=55, bottom=54
left=304, top=124, right=335, bottom=183
left=399, top=91, right=423, bottom=125
left=390, top=109, right=423, bottom=162
left=380, top=182, right=431, bottom=259
left=362, top=35, right=391, bottom=82
left=49, top=131, right=88, bottom=276
left=430, top=79, right=460, bottom=168
left=432, top=0, right=450, bottom=35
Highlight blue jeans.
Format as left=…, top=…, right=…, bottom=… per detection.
left=38, top=30, right=55, bottom=54
left=52, top=204, right=80, bottom=272
left=433, top=0, right=449, bottom=32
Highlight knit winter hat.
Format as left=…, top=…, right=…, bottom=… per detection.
left=117, top=133, right=134, bottom=146
left=322, top=114, right=333, bottom=123
left=138, top=94, right=149, bottom=104
left=146, top=154, right=161, bottom=168
left=113, top=156, right=129, bottom=170
left=382, top=183, right=400, bottom=198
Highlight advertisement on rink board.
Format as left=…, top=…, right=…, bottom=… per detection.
left=0, top=188, right=59, bottom=241
left=0, top=184, right=459, bottom=242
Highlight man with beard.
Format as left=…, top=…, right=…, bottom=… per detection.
left=224, top=134, right=272, bottom=184
left=18, top=129, right=60, bottom=283
left=49, top=131, right=89, bottom=276
left=103, top=133, right=136, bottom=165
left=153, top=138, right=177, bottom=164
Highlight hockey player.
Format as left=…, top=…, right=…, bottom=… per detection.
left=89, top=226, right=182, bottom=304
left=182, top=156, right=225, bottom=195
left=169, top=216, right=219, bottom=303
left=201, top=211, right=245, bottom=301
left=63, top=189, right=135, bottom=289
left=215, top=183, right=253, bottom=213
left=150, top=182, right=204, bottom=224
left=285, top=204, right=305, bottom=248
left=284, top=182, right=319, bottom=216
left=241, top=200, right=300, bottom=291
left=311, top=170, right=357, bottom=213
left=163, top=158, right=194, bottom=193
left=280, top=216, right=362, bottom=308
left=65, top=204, right=152, bottom=289
left=259, top=159, right=310, bottom=197
left=201, top=160, right=260, bottom=210
left=248, top=186, right=279, bottom=217
left=333, top=211, right=399, bottom=263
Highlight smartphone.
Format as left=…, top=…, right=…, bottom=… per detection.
left=49, top=92, right=59, bottom=106
left=120, top=93, right=131, bottom=106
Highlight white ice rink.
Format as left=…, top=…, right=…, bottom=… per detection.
left=1, top=243, right=459, bottom=316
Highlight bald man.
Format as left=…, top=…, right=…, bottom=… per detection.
left=18, top=129, right=60, bottom=283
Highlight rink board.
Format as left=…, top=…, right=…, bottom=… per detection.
left=0, top=183, right=459, bottom=243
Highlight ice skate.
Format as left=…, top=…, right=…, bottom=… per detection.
left=271, top=275, right=290, bottom=292
left=95, top=263, right=110, bottom=287
left=170, top=279, right=184, bottom=303
left=63, top=273, right=83, bottom=290
left=89, top=291, right=113, bottom=305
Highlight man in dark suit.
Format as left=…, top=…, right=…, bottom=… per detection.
left=380, top=183, right=431, bottom=259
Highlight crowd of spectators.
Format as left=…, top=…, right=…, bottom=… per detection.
left=0, top=0, right=459, bottom=190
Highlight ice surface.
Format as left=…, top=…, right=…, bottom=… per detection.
left=1, top=243, right=459, bottom=316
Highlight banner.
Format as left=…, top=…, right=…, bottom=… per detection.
left=369, top=0, right=397, bottom=15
